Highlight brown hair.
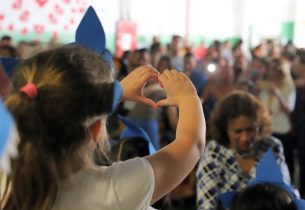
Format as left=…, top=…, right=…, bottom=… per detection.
left=2, top=46, right=113, bottom=210
left=210, top=91, right=268, bottom=147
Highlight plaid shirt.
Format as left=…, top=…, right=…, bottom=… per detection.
left=196, top=137, right=290, bottom=210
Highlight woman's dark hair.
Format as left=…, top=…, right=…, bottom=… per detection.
left=231, top=184, right=296, bottom=210
left=2, top=46, right=113, bottom=210
left=210, top=91, right=260, bottom=147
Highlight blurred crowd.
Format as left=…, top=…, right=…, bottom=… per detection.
left=1, top=34, right=305, bottom=210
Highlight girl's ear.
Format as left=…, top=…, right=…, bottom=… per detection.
left=89, top=120, right=102, bottom=143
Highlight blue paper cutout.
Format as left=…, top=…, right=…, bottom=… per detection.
left=217, top=148, right=305, bottom=210
left=74, top=6, right=113, bottom=68
left=0, top=57, right=21, bottom=78
left=75, top=6, right=106, bottom=55
left=119, top=115, right=156, bottom=155
left=0, top=100, right=14, bottom=157
left=218, top=191, right=236, bottom=209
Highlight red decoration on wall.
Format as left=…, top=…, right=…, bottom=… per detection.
left=8, top=24, right=14, bottom=31
left=12, top=0, right=22, bottom=10
left=36, top=0, right=48, bottom=7
left=34, top=24, right=44, bottom=34
left=116, top=21, right=137, bottom=57
left=55, top=4, right=64, bottom=15
left=19, top=10, right=29, bottom=22
left=21, top=28, right=28, bottom=35
left=48, top=13, right=57, bottom=24
left=1, top=0, right=88, bottom=36
left=52, top=31, right=58, bottom=38
left=79, top=7, right=86, bottom=13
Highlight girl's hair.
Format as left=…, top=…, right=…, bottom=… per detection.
left=210, top=91, right=262, bottom=147
left=231, top=184, right=296, bottom=210
left=2, top=46, right=113, bottom=210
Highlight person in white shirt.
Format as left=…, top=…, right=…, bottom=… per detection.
left=257, top=58, right=296, bottom=179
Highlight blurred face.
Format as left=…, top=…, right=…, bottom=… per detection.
left=184, top=56, right=195, bottom=75
left=253, top=60, right=267, bottom=74
left=215, top=59, right=232, bottom=82
left=139, top=51, right=151, bottom=66
left=158, top=59, right=171, bottom=73
left=171, top=37, right=182, bottom=54
left=268, top=60, right=284, bottom=80
left=227, top=115, right=259, bottom=153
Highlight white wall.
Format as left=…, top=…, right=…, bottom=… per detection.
left=0, top=0, right=303, bottom=47
left=294, top=0, right=305, bottom=47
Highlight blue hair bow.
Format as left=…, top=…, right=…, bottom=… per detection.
left=218, top=148, right=305, bottom=210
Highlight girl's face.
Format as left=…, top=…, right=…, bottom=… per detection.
left=227, top=115, right=259, bottom=153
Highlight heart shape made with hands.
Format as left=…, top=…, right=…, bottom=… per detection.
left=136, top=79, right=163, bottom=109
left=120, top=67, right=163, bottom=109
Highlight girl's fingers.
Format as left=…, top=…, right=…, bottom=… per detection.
left=156, top=99, right=168, bottom=107
left=161, top=69, right=173, bottom=81
left=138, top=71, right=159, bottom=81
left=138, top=96, right=158, bottom=108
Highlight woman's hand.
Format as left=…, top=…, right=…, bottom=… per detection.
left=120, top=65, right=159, bottom=108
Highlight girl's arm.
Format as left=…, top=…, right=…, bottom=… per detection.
left=146, top=70, right=206, bottom=203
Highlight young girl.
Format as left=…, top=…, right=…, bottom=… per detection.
left=1, top=45, right=205, bottom=210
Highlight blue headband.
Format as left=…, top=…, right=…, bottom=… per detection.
left=109, top=80, right=123, bottom=114
left=218, top=148, right=305, bottom=210
left=118, top=115, right=156, bottom=155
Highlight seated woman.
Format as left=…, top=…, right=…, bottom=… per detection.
left=196, top=91, right=290, bottom=210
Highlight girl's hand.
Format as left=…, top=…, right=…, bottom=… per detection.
left=120, top=65, right=159, bottom=108
left=157, top=69, right=197, bottom=107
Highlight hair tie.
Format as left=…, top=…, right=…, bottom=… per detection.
left=20, top=83, right=38, bottom=99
